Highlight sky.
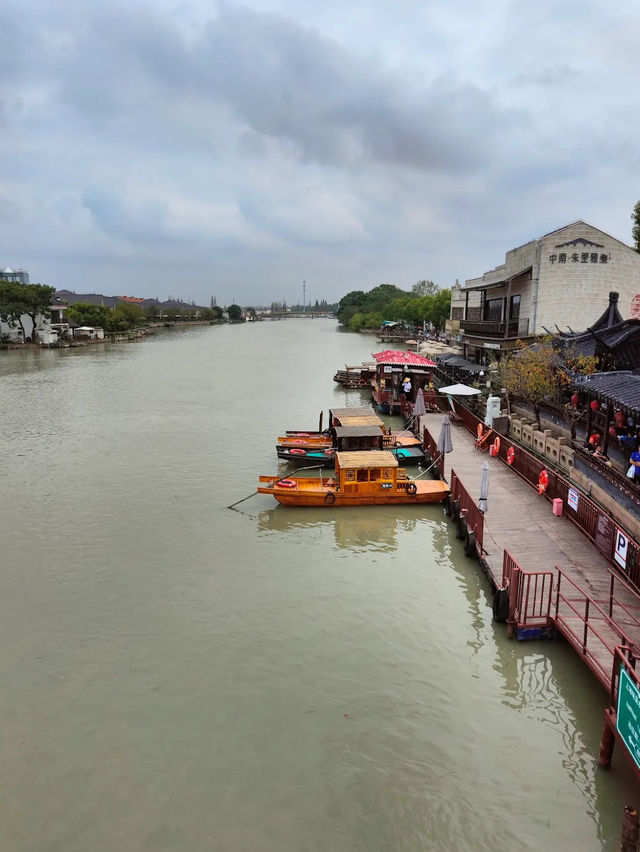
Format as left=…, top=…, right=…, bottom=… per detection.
left=2, top=0, right=640, bottom=306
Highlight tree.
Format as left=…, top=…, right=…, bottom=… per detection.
left=0, top=279, right=29, bottom=339
left=227, top=304, right=243, bottom=322
left=412, top=280, right=439, bottom=297
left=499, top=339, right=571, bottom=419
left=23, top=284, right=55, bottom=342
left=66, top=302, right=110, bottom=329
left=108, top=301, right=144, bottom=332
left=633, top=201, right=640, bottom=253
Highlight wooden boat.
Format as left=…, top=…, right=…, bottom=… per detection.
left=276, top=406, right=424, bottom=466
left=258, top=451, right=449, bottom=506
left=277, top=424, right=424, bottom=467
left=371, top=350, right=436, bottom=414
left=333, top=363, right=376, bottom=388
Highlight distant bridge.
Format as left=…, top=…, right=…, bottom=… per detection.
left=259, top=312, right=335, bottom=320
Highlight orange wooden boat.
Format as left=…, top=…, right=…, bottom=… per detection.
left=258, top=450, right=449, bottom=507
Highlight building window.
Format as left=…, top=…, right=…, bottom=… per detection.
left=510, top=294, right=520, bottom=320
left=451, top=307, right=463, bottom=320
left=484, top=298, right=502, bottom=322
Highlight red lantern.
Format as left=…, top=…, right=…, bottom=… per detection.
left=590, top=400, right=599, bottom=411
left=571, top=393, right=580, bottom=408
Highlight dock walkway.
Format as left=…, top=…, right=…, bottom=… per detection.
left=422, top=411, right=640, bottom=684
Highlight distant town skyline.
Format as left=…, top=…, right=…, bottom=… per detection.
left=2, top=1, right=639, bottom=305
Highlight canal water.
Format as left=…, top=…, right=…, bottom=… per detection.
left=0, top=319, right=636, bottom=851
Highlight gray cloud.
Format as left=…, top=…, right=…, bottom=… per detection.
left=0, top=0, right=638, bottom=304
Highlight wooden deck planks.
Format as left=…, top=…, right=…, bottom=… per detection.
left=422, top=412, right=640, bottom=679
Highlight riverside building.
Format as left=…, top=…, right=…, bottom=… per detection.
left=450, top=221, right=640, bottom=364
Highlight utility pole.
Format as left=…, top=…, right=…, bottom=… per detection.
left=303, top=280, right=306, bottom=313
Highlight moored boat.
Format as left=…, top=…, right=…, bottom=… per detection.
left=333, top=363, right=376, bottom=388
left=258, top=451, right=449, bottom=506
left=277, top=425, right=424, bottom=466
left=276, top=408, right=424, bottom=466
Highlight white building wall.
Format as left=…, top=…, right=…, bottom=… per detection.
left=536, top=222, right=640, bottom=332
left=0, top=313, right=51, bottom=342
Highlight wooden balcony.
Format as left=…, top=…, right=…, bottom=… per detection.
left=460, top=317, right=530, bottom=339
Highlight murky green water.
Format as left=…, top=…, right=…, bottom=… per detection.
left=0, top=320, right=636, bottom=851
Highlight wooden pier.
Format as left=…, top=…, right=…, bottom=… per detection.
left=421, top=406, right=640, bottom=779
left=421, top=409, right=640, bottom=688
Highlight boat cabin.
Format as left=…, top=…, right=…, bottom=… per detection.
left=329, top=407, right=378, bottom=426
left=332, top=426, right=384, bottom=453
left=335, top=450, right=405, bottom=494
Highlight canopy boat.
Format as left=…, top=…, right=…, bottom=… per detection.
left=276, top=407, right=423, bottom=466
left=333, top=363, right=376, bottom=388
left=258, top=451, right=449, bottom=507
left=277, top=424, right=424, bottom=467
left=371, top=350, right=436, bottom=414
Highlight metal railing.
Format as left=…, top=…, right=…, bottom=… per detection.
left=450, top=468, right=484, bottom=553
left=423, top=426, right=444, bottom=478
left=554, top=568, right=635, bottom=689
left=459, top=317, right=530, bottom=338
left=503, top=550, right=553, bottom=635
left=449, top=397, right=640, bottom=590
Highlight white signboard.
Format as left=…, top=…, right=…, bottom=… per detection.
left=383, top=366, right=392, bottom=373
left=614, top=527, right=629, bottom=571
left=567, top=488, right=579, bottom=512
left=483, top=342, right=501, bottom=350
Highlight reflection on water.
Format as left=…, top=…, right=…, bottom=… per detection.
left=258, top=506, right=437, bottom=552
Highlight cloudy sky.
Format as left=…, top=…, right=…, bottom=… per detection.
left=2, top=0, right=639, bottom=306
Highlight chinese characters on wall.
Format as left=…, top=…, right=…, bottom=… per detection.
left=548, top=251, right=610, bottom=264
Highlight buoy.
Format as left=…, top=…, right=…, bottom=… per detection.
left=491, top=436, right=501, bottom=455
left=278, top=479, right=297, bottom=489
left=538, top=469, right=549, bottom=495
left=477, top=423, right=484, bottom=440
left=507, top=447, right=515, bottom=465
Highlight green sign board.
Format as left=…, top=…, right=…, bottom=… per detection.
left=617, top=667, right=640, bottom=770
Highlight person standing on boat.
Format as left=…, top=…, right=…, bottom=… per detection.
left=402, top=376, right=412, bottom=397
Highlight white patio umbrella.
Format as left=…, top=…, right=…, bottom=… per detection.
left=478, top=461, right=489, bottom=513
left=439, top=383, right=482, bottom=396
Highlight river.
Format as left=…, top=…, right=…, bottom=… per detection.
left=0, top=319, right=636, bottom=851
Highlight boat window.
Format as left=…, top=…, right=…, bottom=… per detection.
left=369, top=468, right=381, bottom=481
left=357, top=469, right=368, bottom=482
left=344, top=469, right=356, bottom=482
left=382, top=468, right=393, bottom=479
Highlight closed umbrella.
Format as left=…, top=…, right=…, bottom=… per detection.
left=412, top=389, right=427, bottom=418
left=478, top=461, right=489, bottom=513
left=437, top=416, right=453, bottom=454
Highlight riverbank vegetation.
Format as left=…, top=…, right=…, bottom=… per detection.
left=0, top=281, right=56, bottom=338
left=336, top=282, right=451, bottom=331
left=65, top=301, right=222, bottom=332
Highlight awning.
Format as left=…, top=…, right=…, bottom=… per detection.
left=372, top=350, right=436, bottom=367
left=462, top=266, right=532, bottom=292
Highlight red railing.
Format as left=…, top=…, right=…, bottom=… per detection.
left=422, top=425, right=444, bottom=478
left=450, top=468, right=484, bottom=553
left=553, top=568, right=636, bottom=689
left=448, top=397, right=640, bottom=589
left=503, top=550, right=553, bottom=636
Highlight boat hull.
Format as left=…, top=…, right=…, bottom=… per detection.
left=258, top=477, right=449, bottom=506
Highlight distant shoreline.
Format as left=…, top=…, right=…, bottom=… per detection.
left=0, top=320, right=222, bottom=351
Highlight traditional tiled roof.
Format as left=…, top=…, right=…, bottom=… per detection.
left=572, top=372, right=640, bottom=415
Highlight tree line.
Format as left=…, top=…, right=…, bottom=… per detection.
left=0, top=279, right=226, bottom=340
left=336, top=281, right=451, bottom=331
